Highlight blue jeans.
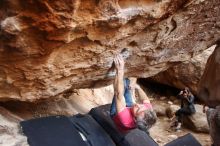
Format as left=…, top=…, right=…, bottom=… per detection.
left=110, top=78, right=134, bottom=117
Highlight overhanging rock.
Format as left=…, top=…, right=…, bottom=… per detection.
left=0, top=0, right=220, bottom=101
left=198, top=43, right=220, bottom=107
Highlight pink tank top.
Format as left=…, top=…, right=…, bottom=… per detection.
left=113, top=103, right=152, bottom=132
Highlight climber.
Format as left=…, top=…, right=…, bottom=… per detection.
left=171, top=87, right=196, bottom=130
left=110, top=54, right=157, bottom=134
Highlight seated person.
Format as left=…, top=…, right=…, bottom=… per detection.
left=172, top=87, right=196, bottom=130
left=110, top=54, right=157, bottom=134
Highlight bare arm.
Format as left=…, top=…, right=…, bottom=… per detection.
left=203, top=104, right=209, bottom=113
left=135, top=84, right=150, bottom=104
left=113, top=55, right=126, bottom=113
left=128, top=77, right=137, bottom=103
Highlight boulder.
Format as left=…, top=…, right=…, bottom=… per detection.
left=198, top=44, right=220, bottom=107
left=183, top=104, right=209, bottom=133
left=147, top=45, right=216, bottom=95
left=0, top=0, right=219, bottom=101
left=198, top=39, right=220, bottom=145
left=0, top=85, right=114, bottom=119
left=153, top=103, right=168, bottom=117
left=206, top=106, right=220, bottom=146
left=166, top=104, right=179, bottom=118
left=0, top=106, right=28, bottom=146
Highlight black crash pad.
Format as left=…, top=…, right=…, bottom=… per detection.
left=20, top=116, right=87, bottom=146
left=89, top=104, right=158, bottom=146
left=164, top=133, right=202, bottom=146
left=69, top=114, right=116, bottom=146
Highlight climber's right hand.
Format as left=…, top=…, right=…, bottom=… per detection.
left=113, top=54, right=124, bottom=73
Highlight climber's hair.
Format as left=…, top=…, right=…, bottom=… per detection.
left=183, top=87, right=193, bottom=97
left=136, top=109, right=157, bottom=134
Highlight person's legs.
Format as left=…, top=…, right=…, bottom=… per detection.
left=175, top=108, right=192, bottom=122
left=124, top=78, right=134, bottom=107
left=175, top=108, right=192, bottom=130
left=175, top=109, right=183, bottom=123
left=174, top=109, right=182, bottom=130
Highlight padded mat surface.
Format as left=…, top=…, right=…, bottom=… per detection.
left=20, top=116, right=87, bottom=146
left=69, top=114, right=116, bottom=146
left=164, top=133, right=202, bottom=146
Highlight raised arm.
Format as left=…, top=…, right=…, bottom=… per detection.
left=135, top=84, right=151, bottom=104
left=188, top=95, right=194, bottom=104
left=113, top=55, right=126, bottom=113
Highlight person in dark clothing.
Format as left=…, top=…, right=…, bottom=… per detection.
left=172, top=87, right=196, bottom=130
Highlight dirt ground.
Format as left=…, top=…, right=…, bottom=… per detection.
left=138, top=81, right=212, bottom=146
left=150, top=116, right=211, bottom=146
left=148, top=99, right=211, bottom=146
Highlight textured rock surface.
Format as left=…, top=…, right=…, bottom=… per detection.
left=198, top=44, right=220, bottom=107
left=0, top=85, right=113, bottom=119
left=147, top=45, right=216, bottom=95
left=0, top=0, right=220, bottom=101
left=198, top=44, right=220, bottom=145
left=153, top=101, right=169, bottom=117
left=0, top=106, right=28, bottom=146
left=206, top=106, right=220, bottom=146
left=166, top=104, right=179, bottom=118
left=183, top=104, right=209, bottom=133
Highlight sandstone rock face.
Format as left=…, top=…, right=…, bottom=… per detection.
left=153, top=102, right=169, bottom=117
left=166, top=104, right=179, bottom=118
left=206, top=106, right=220, bottom=146
left=198, top=44, right=220, bottom=107
left=1, top=85, right=114, bottom=119
left=198, top=44, right=220, bottom=145
left=0, top=106, right=28, bottom=146
left=148, top=45, right=216, bottom=95
left=0, top=0, right=220, bottom=101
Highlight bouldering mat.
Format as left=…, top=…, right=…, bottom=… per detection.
left=164, top=133, right=202, bottom=146
left=69, top=114, right=116, bottom=146
left=20, top=115, right=87, bottom=146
